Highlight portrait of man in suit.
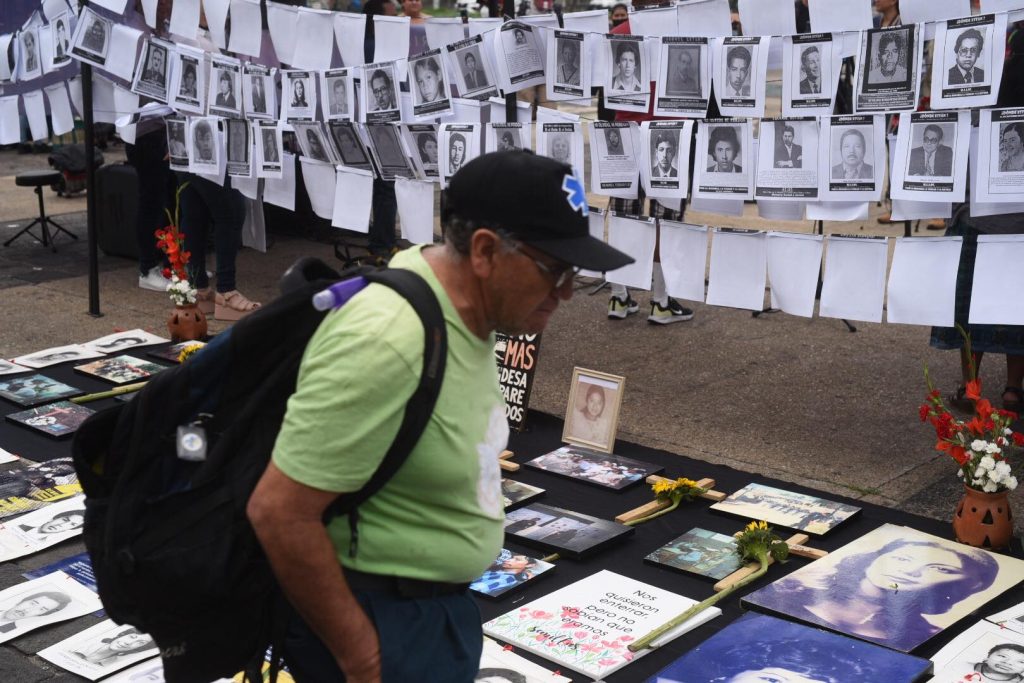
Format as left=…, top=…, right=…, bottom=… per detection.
left=251, top=75, right=267, bottom=114
left=0, top=592, right=70, bottom=634
left=369, top=69, right=395, bottom=112
left=665, top=45, right=698, bottom=97
left=462, top=51, right=488, bottom=91
left=867, top=31, right=907, bottom=85
left=799, top=45, right=822, bottom=95
left=215, top=71, right=236, bottom=109
left=724, top=45, right=752, bottom=98
left=651, top=131, right=678, bottom=178
left=947, top=28, right=985, bottom=85
left=774, top=125, right=803, bottom=169
left=612, top=42, right=642, bottom=93
left=139, top=43, right=167, bottom=88
left=908, top=124, right=953, bottom=176
left=831, top=128, right=874, bottom=180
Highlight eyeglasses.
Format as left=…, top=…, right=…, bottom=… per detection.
left=504, top=240, right=580, bottom=289
left=923, top=136, right=940, bottom=143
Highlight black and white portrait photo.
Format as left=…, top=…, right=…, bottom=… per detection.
left=932, top=14, right=1006, bottom=108
left=324, top=72, right=349, bottom=119
left=665, top=45, right=699, bottom=97
left=72, top=10, right=110, bottom=64
left=51, top=14, right=71, bottom=66
left=209, top=57, right=242, bottom=117
left=20, top=28, right=40, bottom=79
left=410, top=52, right=450, bottom=117
left=38, top=619, right=159, bottom=678
left=296, top=123, right=332, bottom=164
left=189, top=118, right=218, bottom=170
left=798, top=44, right=823, bottom=95
left=721, top=44, right=752, bottom=98
left=907, top=122, right=954, bottom=176
left=864, top=28, right=911, bottom=88
left=243, top=64, right=274, bottom=120
left=547, top=133, right=572, bottom=165
left=774, top=124, right=803, bottom=169
left=498, top=22, right=544, bottom=88
left=225, top=119, right=251, bottom=177
left=706, top=125, right=743, bottom=173
left=449, top=132, right=467, bottom=174
left=0, top=573, right=100, bottom=645
left=177, top=56, right=199, bottom=102
left=132, top=40, right=168, bottom=101
left=946, top=27, right=986, bottom=86
left=257, top=122, right=282, bottom=177
left=556, top=37, right=581, bottom=86
left=166, top=118, right=188, bottom=168
left=831, top=126, right=874, bottom=180
left=329, top=122, right=372, bottom=170
left=416, top=131, right=438, bottom=165
left=610, top=40, right=643, bottom=93
left=651, top=130, right=679, bottom=178
left=284, top=70, right=316, bottom=122
left=458, top=46, right=489, bottom=93
left=367, top=124, right=413, bottom=179
left=497, top=130, right=519, bottom=151
left=998, top=121, right=1024, bottom=173
left=363, top=63, right=400, bottom=123
left=605, top=127, right=625, bottom=155
left=260, top=127, right=279, bottom=164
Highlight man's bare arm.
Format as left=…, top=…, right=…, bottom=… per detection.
left=247, top=462, right=381, bottom=683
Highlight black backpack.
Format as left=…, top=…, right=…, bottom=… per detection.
left=71, top=257, right=448, bottom=683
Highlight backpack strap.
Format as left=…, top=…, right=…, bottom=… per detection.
left=323, top=267, right=448, bottom=558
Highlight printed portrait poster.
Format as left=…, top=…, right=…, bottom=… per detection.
left=409, top=49, right=452, bottom=119
left=208, top=54, right=242, bottom=118
left=51, top=12, right=73, bottom=67
left=536, top=122, right=584, bottom=177
left=20, top=27, right=42, bottom=80
left=547, top=29, right=589, bottom=102
left=69, top=7, right=111, bottom=68
left=713, top=36, right=768, bottom=118
left=853, top=24, right=922, bottom=113
left=225, top=118, right=252, bottom=178
left=282, top=69, right=316, bottom=122
left=38, top=618, right=158, bottom=679
left=653, top=36, right=710, bottom=118
left=930, top=13, right=1007, bottom=110
left=188, top=116, right=221, bottom=175
left=755, top=117, right=820, bottom=200
left=493, top=21, right=545, bottom=93
left=169, top=45, right=206, bottom=115
left=293, top=121, right=337, bottom=165
left=486, top=122, right=529, bottom=154
left=328, top=121, right=375, bottom=173
left=783, top=33, right=842, bottom=117
left=693, top=118, right=754, bottom=201
left=603, top=34, right=647, bottom=114
left=890, top=110, right=970, bottom=202
left=494, top=332, right=541, bottom=430
left=320, top=68, right=353, bottom=122
left=130, top=37, right=170, bottom=102
left=243, top=62, right=276, bottom=121
left=640, top=120, right=694, bottom=201
left=256, top=120, right=283, bottom=179
left=0, top=571, right=102, bottom=644
left=975, top=108, right=1024, bottom=204
left=360, top=62, right=401, bottom=124
left=402, top=123, right=440, bottom=180
left=929, top=620, right=1024, bottom=683
left=440, top=122, right=480, bottom=187
left=0, top=496, right=86, bottom=563
left=365, top=123, right=416, bottom=181
left=818, top=114, right=886, bottom=202
left=446, top=35, right=499, bottom=101
left=166, top=116, right=189, bottom=171
left=590, top=121, right=640, bottom=199
left=742, top=523, right=1024, bottom=652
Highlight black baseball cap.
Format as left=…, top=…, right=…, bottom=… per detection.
left=443, top=150, right=635, bottom=273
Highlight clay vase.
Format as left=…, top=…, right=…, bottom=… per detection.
left=952, top=485, right=1013, bottom=550
left=167, top=304, right=208, bottom=343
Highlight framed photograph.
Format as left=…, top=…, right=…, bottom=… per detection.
left=74, top=355, right=167, bottom=385
left=503, top=503, right=633, bottom=559
left=243, top=63, right=275, bottom=120
left=0, top=373, right=82, bottom=407
left=524, top=445, right=661, bottom=490
left=742, top=523, right=1024, bottom=652
left=649, top=612, right=932, bottom=682
left=501, top=478, right=544, bottom=511
left=0, top=571, right=103, bottom=645
left=711, top=482, right=860, bottom=535
left=469, top=548, right=555, bottom=599
left=131, top=38, right=170, bottom=102
left=644, top=528, right=743, bottom=580
left=930, top=620, right=1024, bottom=682
left=561, top=367, right=624, bottom=453
left=6, top=401, right=95, bottom=439
left=146, top=341, right=206, bottom=364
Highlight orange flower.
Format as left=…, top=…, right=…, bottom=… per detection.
left=976, top=399, right=994, bottom=422
left=965, top=379, right=982, bottom=401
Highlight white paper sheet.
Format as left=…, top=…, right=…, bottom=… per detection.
left=546, top=29, right=589, bottom=103
left=330, top=166, right=373, bottom=232
left=425, top=18, right=465, bottom=51
left=580, top=206, right=607, bottom=279
left=652, top=36, right=711, bottom=118
left=689, top=196, right=745, bottom=215
left=42, top=0, right=71, bottom=22
left=91, top=75, right=117, bottom=124
left=140, top=0, right=159, bottom=28
left=0, top=34, right=14, bottom=82
left=0, top=496, right=85, bottom=563
left=447, top=34, right=499, bottom=102
left=757, top=200, right=806, bottom=219
left=227, top=0, right=262, bottom=58
left=202, top=0, right=230, bottom=49
left=630, top=6, right=678, bottom=38
left=264, top=152, right=296, bottom=210
left=22, top=91, right=49, bottom=142
left=89, top=0, right=128, bottom=13
left=0, top=572, right=103, bottom=646
left=266, top=2, right=298, bottom=65
left=819, top=235, right=888, bottom=323
left=969, top=235, right=1024, bottom=325
left=706, top=229, right=768, bottom=311
left=44, top=83, right=74, bottom=136
left=562, top=9, right=610, bottom=36
left=886, top=237, right=961, bottom=326
left=809, top=0, right=872, bottom=32
left=805, top=200, right=868, bottom=221
left=901, top=0, right=971, bottom=23
left=981, top=0, right=1024, bottom=10
left=292, top=7, right=336, bottom=71
left=660, top=221, right=709, bottom=303
left=676, top=0, right=733, bottom=38
left=39, top=617, right=158, bottom=680
left=890, top=200, right=952, bottom=221
left=766, top=232, right=823, bottom=317
left=373, top=16, right=411, bottom=66
left=491, top=21, right=546, bottom=94
left=929, top=13, right=1008, bottom=111
left=516, top=14, right=559, bottom=57
left=240, top=196, right=266, bottom=257
left=488, top=97, right=531, bottom=124
left=640, top=120, right=693, bottom=201
left=590, top=121, right=640, bottom=199
left=67, top=75, right=83, bottom=117
left=68, top=9, right=142, bottom=82
left=0, top=97, right=20, bottom=145
left=468, top=18, right=502, bottom=38
left=606, top=214, right=656, bottom=289
left=395, top=177, right=436, bottom=244
left=334, top=12, right=366, bottom=68
left=300, top=158, right=337, bottom=220
left=755, top=117, right=819, bottom=202
left=113, top=86, right=139, bottom=144
left=738, top=0, right=795, bottom=36
left=169, top=0, right=201, bottom=40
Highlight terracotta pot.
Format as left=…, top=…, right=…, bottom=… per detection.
left=167, top=303, right=208, bottom=343
left=952, top=485, right=1013, bottom=550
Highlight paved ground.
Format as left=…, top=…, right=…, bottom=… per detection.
left=0, top=138, right=1020, bottom=679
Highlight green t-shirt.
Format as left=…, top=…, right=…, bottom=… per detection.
left=272, top=246, right=508, bottom=583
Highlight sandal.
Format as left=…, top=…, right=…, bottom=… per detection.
left=947, top=384, right=975, bottom=413
left=214, top=290, right=261, bottom=322
left=196, top=287, right=215, bottom=316
left=1003, top=386, right=1023, bottom=413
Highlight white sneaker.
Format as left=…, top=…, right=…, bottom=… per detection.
left=138, top=266, right=170, bottom=292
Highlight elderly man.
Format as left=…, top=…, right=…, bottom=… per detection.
left=831, top=128, right=874, bottom=179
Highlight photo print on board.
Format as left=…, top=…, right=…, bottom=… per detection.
left=931, top=13, right=1007, bottom=110
left=365, top=124, right=415, bottom=181
left=447, top=36, right=498, bottom=101
left=256, top=121, right=283, bottom=178
left=0, top=373, right=82, bottom=408
left=131, top=38, right=170, bottom=102
left=70, top=7, right=110, bottom=67
left=654, top=36, right=710, bottom=117
left=855, top=23, right=921, bottom=113
left=51, top=12, right=72, bottom=67
left=469, top=548, right=555, bottom=599
left=328, top=121, right=374, bottom=172
left=282, top=69, right=316, bottom=122
left=169, top=46, right=205, bottom=115
left=401, top=123, right=439, bottom=179
left=243, top=62, right=275, bottom=120
left=361, top=61, right=401, bottom=124
left=321, top=68, right=353, bottom=122
left=409, top=49, right=451, bottom=118
left=208, top=55, right=242, bottom=118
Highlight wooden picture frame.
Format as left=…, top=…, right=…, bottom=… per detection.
left=561, top=367, right=625, bottom=454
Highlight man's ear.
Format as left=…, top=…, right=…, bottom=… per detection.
left=469, top=228, right=502, bottom=279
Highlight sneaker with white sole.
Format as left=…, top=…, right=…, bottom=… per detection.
left=138, top=266, right=171, bottom=292
left=608, top=294, right=639, bottom=319
left=648, top=298, right=694, bottom=324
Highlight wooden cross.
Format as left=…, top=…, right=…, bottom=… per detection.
left=498, top=450, right=519, bottom=472
left=614, top=476, right=726, bottom=524
left=712, top=532, right=828, bottom=592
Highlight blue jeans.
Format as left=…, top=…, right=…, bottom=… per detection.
left=284, top=589, right=482, bottom=683
left=177, top=174, right=245, bottom=292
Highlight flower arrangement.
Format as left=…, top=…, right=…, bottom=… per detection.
left=628, top=521, right=789, bottom=652
left=921, top=372, right=1022, bottom=494
left=624, top=477, right=708, bottom=526
left=155, top=184, right=195, bottom=307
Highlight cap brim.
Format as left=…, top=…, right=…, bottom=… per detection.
left=525, top=235, right=635, bottom=273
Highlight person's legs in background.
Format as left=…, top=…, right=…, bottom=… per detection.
left=178, top=174, right=211, bottom=308
left=128, top=129, right=173, bottom=290
left=368, top=179, right=397, bottom=263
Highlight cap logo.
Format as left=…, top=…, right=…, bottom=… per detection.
left=561, top=173, right=588, bottom=217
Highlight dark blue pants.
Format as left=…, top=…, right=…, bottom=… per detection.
left=177, top=173, right=245, bottom=292
left=369, top=179, right=397, bottom=255
left=126, top=129, right=173, bottom=275
left=284, top=589, right=482, bottom=683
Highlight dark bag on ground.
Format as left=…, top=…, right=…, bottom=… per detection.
left=71, top=257, right=448, bottom=683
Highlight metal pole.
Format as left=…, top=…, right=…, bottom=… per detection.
left=503, top=0, right=517, bottom=124
left=79, top=0, right=101, bottom=317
